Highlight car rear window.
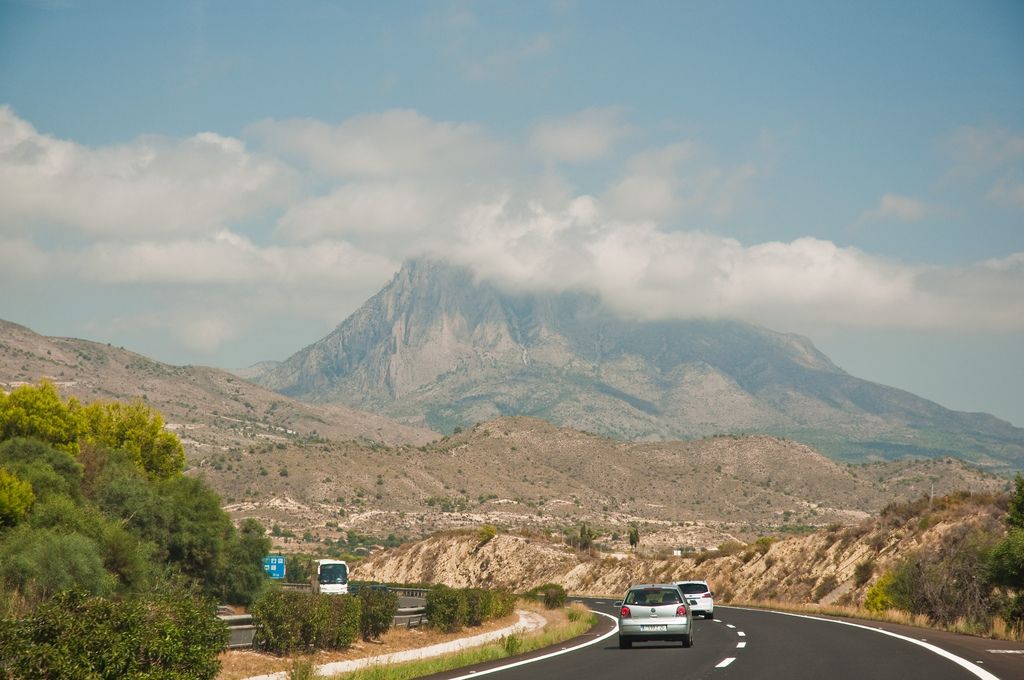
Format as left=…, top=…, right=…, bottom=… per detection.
left=677, top=583, right=709, bottom=594
left=625, top=588, right=680, bottom=605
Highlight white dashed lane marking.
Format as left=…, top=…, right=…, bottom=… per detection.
left=715, top=618, right=747, bottom=670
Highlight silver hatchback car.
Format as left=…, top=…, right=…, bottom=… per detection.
left=617, top=584, right=693, bottom=648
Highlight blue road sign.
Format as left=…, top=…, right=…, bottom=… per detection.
left=263, top=555, right=286, bottom=579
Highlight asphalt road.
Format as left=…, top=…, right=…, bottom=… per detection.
left=423, top=598, right=1024, bottom=680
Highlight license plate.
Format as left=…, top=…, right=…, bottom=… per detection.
left=689, top=599, right=698, bottom=605
left=640, top=625, right=668, bottom=632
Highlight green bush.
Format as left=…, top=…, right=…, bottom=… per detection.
left=251, top=589, right=301, bottom=655
left=252, top=590, right=360, bottom=655
left=287, top=658, right=323, bottom=680
left=854, top=559, right=875, bottom=587
left=476, top=524, right=497, bottom=546
left=530, top=582, right=566, bottom=609
left=324, top=594, right=361, bottom=650
left=502, top=633, right=522, bottom=656
left=813, top=575, right=838, bottom=602
left=491, top=589, right=517, bottom=618
left=0, top=589, right=227, bottom=679
left=864, top=572, right=896, bottom=612
left=0, top=527, right=114, bottom=603
left=425, top=585, right=468, bottom=633
left=465, top=588, right=494, bottom=626
left=359, top=587, right=398, bottom=640
left=886, top=526, right=999, bottom=626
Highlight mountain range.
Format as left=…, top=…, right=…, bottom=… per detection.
left=0, top=317, right=1008, bottom=548
left=254, top=260, right=1024, bottom=471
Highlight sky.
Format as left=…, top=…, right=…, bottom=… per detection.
left=1, top=1, right=1022, bottom=424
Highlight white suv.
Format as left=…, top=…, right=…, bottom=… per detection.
left=675, top=580, right=714, bottom=619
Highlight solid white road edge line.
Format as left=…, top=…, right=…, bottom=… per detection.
left=716, top=657, right=736, bottom=668
left=727, top=607, right=1000, bottom=680
left=442, top=611, right=620, bottom=680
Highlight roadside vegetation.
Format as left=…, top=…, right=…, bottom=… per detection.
left=0, top=381, right=271, bottom=678
left=862, top=480, right=1024, bottom=639
left=731, top=483, right=1024, bottom=641
left=328, top=602, right=595, bottom=680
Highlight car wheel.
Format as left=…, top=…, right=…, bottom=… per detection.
left=682, top=633, right=693, bottom=648
left=706, top=611, right=714, bottom=619
left=619, top=636, right=632, bottom=649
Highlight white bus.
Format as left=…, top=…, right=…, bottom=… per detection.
left=314, top=559, right=349, bottom=595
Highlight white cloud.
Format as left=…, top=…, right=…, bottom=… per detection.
left=248, top=110, right=508, bottom=178
left=462, top=34, right=554, bottom=81
left=442, top=197, right=1024, bottom=333
left=947, top=126, right=1024, bottom=174
left=276, top=181, right=447, bottom=244
left=0, top=231, right=395, bottom=291
left=0, top=106, right=297, bottom=236
left=862, top=193, right=930, bottom=222
left=989, top=179, right=1024, bottom=210
left=945, top=126, right=1024, bottom=210
left=529, top=107, right=632, bottom=163
left=604, top=142, right=757, bottom=221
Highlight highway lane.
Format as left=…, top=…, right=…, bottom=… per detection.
left=423, top=599, right=1016, bottom=680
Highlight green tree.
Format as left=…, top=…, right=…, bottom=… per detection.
left=0, top=438, right=83, bottom=502
left=0, top=466, right=34, bottom=528
left=75, top=399, right=185, bottom=479
left=0, top=527, right=114, bottom=602
left=577, top=522, right=596, bottom=551
left=990, top=480, right=1024, bottom=629
left=0, top=382, right=81, bottom=454
left=628, top=524, right=640, bottom=551
left=218, top=518, right=271, bottom=605
left=989, top=530, right=1024, bottom=589
left=1007, top=474, right=1024, bottom=530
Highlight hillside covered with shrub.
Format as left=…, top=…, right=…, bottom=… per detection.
left=359, top=486, right=1024, bottom=638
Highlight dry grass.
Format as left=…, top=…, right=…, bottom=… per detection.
left=217, top=603, right=550, bottom=680
left=333, top=601, right=596, bottom=680
left=732, top=599, right=1024, bottom=642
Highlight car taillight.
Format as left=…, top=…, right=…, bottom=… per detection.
left=676, top=604, right=688, bottom=616
left=620, top=606, right=631, bottom=618
left=703, top=592, right=711, bottom=598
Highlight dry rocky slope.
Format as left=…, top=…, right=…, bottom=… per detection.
left=0, top=319, right=1008, bottom=550
left=356, top=494, right=1007, bottom=607
left=0, top=319, right=436, bottom=451
left=255, top=259, right=1024, bottom=470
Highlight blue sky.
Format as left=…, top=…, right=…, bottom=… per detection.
left=1, top=0, right=1022, bottom=424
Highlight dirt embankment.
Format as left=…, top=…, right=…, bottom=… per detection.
left=355, top=496, right=1006, bottom=605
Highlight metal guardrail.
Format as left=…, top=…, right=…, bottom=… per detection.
left=219, top=614, right=257, bottom=649
left=393, top=605, right=427, bottom=629
left=392, top=587, right=430, bottom=598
